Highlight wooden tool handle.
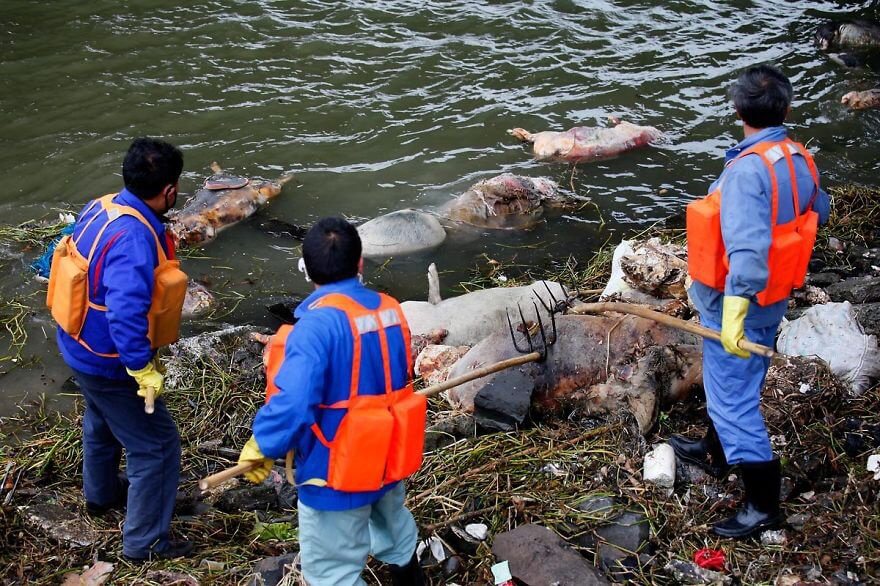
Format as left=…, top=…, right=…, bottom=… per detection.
left=568, top=302, right=776, bottom=358
left=144, top=387, right=156, bottom=415
left=199, top=461, right=260, bottom=491
left=417, top=351, right=542, bottom=399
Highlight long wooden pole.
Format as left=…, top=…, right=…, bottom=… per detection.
left=416, top=351, right=542, bottom=398
left=198, top=351, right=546, bottom=489
left=568, top=301, right=775, bottom=358
left=199, top=462, right=260, bottom=491
left=144, top=387, right=155, bottom=415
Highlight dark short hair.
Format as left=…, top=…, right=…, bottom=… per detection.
left=729, top=64, right=793, bottom=129
left=122, top=137, right=184, bottom=199
left=302, top=217, right=362, bottom=285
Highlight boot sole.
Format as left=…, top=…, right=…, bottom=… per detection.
left=711, top=514, right=782, bottom=539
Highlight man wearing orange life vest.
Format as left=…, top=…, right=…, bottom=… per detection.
left=238, top=217, right=425, bottom=586
left=53, top=138, right=192, bottom=561
left=672, top=65, right=830, bottom=538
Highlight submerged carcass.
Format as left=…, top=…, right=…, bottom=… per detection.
left=442, top=173, right=566, bottom=230
left=815, top=20, right=880, bottom=51
left=508, top=119, right=663, bottom=164
left=445, top=314, right=702, bottom=434
left=168, top=163, right=292, bottom=247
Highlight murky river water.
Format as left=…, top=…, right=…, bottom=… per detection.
left=1, top=0, right=878, bottom=413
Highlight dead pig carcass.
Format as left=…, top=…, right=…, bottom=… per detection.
left=446, top=314, right=702, bottom=433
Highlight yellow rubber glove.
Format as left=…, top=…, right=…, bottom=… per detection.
left=238, top=436, right=274, bottom=484
left=126, top=361, right=165, bottom=399
left=721, top=296, right=750, bottom=358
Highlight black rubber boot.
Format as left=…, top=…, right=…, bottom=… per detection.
left=86, top=473, right=129, bottom=517
left=123, top=539, right=195, bottom=564
left=389, top=552, right=425, bottom=586
left=669, top=421, right=730, bottom=478
left=713, top=459, right=782, bottom=538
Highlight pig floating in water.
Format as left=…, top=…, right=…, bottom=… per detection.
left=168, top=163, right=292, bottom=247
left=442, top=173, right=566, bottom=230
left=841, top=88, right=880, bottom=110
left=815, top=20, right=880, bottom=51
left=508, top=119, right=663, bottom=164
left=356, top=174, right=570, bottom=258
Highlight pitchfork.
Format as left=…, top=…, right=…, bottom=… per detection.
left=198, top=297, right=559, bottom=490
left=415, top=298, right=557, bottom=400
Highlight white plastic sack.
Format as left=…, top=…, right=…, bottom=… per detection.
left=778, top=301, right=880, bottom=395
left=600, top=240, right=665, bottom=305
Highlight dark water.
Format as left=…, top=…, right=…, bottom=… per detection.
left=1, top=0, right=879, bottom=412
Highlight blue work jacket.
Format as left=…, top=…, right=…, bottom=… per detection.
left=252, top=278, right=411, bottom=511
left=57, top=189, right=171, bottom=379
left=689, top=126, right=831, bottom=328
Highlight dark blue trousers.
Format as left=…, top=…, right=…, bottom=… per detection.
left=74, top=369, right=181, bottom=558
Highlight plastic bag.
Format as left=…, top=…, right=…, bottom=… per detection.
left=777, top=301, right=880, bottom=395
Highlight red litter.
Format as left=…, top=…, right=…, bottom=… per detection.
left=694, top=548, right=726, bottom=571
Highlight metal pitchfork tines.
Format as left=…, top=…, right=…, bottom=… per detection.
left=533, top=280, right=574, bottom=315
left=507, top=299, right=557, bottom=362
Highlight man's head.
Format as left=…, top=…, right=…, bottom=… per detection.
left=122, top=137, right=184, bottom=214
left=729, top=64, right=793, bottom=129
left=302, top=217, right=362, bottom=285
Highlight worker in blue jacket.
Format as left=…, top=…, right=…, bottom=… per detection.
left=56, top=138, right=192, bottom=561
left=672, top=65, right=830, bottom=538
left=238, top=217, right=424, bottom=586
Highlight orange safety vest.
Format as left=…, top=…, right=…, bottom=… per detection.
left=686, top=138, right=820, bottom=306
left=47, top=194, right=188, bottom=355
left=263, top=292, right=426, bottom=492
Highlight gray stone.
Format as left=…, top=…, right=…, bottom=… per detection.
left=807, top=272, right=841, bottom=287
left=473, top=367, right=537, bottom=432
left=492, top=524, right=609, bottom=585
left=786, top=512, right=811, bottom=531
left=424, top=414, right=477, bottom=452
left=248, top=553, right=299, bottom=586
left=576, top=496, right=617, bottom=520
left=826, top=276, right=880, bottom=304
left=215, top=484, right=279, bottom=513
left=18, top=503, right=100, bottom=548
left=592, top=511, right=650, bottom=568
left=852, top=303, right=880, bottom=336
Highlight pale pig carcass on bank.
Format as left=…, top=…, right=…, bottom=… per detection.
left=446, top=314, right=702, bottom=433
left=508, top=119, right=663, bottom=164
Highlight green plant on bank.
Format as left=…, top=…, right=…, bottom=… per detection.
left=822, top=184, right=880, bottom=245
left=0, top=212, right=75, bottom=250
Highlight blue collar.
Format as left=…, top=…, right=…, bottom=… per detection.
left=114, top=188, right=168, bottom=249
left=297, top=277, right=364, bottom=318
left=724, top=126, right=788, bottom=164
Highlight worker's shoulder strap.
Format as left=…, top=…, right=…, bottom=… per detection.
left=309, top=290, right=412, bottom=403
left=73, top=193, right=167, bottom=265
left=730, top=138, right=819, bottom=225
left=309, top=291, right=406, bottom=334
left=264, top=324, right=294, bottom=404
